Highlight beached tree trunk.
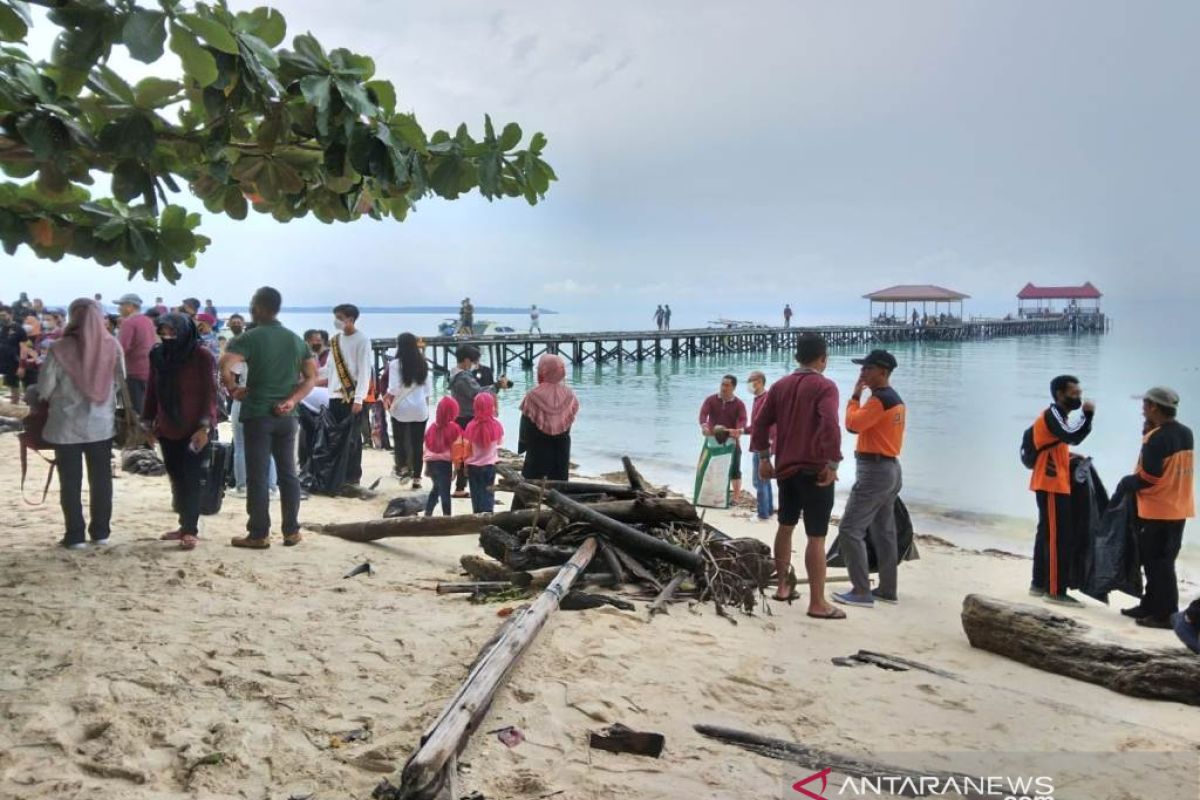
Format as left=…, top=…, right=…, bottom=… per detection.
left=961, top=594, right=1200, bottom=706
left=313, top=497, right=697, bottom=542
left=383, top=538, right=599, bottom=800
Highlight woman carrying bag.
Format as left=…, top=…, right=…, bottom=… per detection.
left=141, top=313, right=217, bottom=550
left=34, top=299, right=125, bottom=549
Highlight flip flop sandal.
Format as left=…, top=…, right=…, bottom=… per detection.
left=807, top=607, right=847, bottom=620
left=773, top=590, right=802, bottom=604
left=160, top=530, right=184, bottom=541
left=179, top=535, right=198, bottom=551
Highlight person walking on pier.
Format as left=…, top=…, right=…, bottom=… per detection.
left=654, top=305, right=665, bottom=331
left=747, top=370, right=774, bottom=521
left=460, top=298, right=475, bottom=336
left=1119, top=387, right=1193, bottom=629
left=664, top=304, right=672, bottom=330
left=783, top=304, right=793, bottom=328
left=328, top=304, right=373, bottom=488
left=529, top=304, right=542, bottom=334
left=751, top=333, right=844, bottom=619
left=832, top=349, right=906, bottom=609
left=700, top=375, right=748, bottom=502
left=1026, top=375, right=1095, bottom=604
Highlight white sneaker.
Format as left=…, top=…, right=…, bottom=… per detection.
left=92, top=539, right=111, bottom=547
left=62, top=541, right=88, bottom=551
left=232, top=487, right=247, bottom=498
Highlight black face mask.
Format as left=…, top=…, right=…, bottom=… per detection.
left=1063, top=396, right=1083, bottom=411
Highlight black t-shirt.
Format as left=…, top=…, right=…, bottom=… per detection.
left=0, top=322, right=27, bottom=370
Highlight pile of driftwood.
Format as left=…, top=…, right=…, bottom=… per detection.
left=315, top=456, right=785, bottom=800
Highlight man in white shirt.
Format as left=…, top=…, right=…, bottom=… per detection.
left=327, top=304, right=373, bottom=486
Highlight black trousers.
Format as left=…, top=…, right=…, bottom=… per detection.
left=329, top=399, right=363, bottom=485
left=391, top=419, right=427, bottom=476
left=54, top=439, right=113, bottom=545
left=1136, top=518, right=1185, bottom=617
left=160, top=436, right=204, bottom=535
left=1033, top=490, right=1073, bottom=596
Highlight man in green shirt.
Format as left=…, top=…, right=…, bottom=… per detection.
left=220, top=286, right=317, bottom=549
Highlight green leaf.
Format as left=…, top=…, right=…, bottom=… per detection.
left=330, top=48, right=374, bottom=78
left=238, top=32, right=279, bottom=70
left=292, top=33, right=328, bottom=68
left=170, top=25, right=219, bottom=87
left=529, top=132, right=547, bottom=154
left=335, top=77, right=375, bottom=118
left=133, top=77, right=182, bottom=109
left=391, top=114, right=428, bottom=154
left=0, top=4, right=29, bottom=42
left=180, top=13, right=239, bottom=55
left=223, top=186, right=248, bottom=220
left=160, top=204, right=188, bottom=229
left=235, top=6, right=286, bottom=48
left=160, top=227, right=194, bottom=260
left=95, top=218, right=128, bottom=241
left=99, top=114, right=156, bottom=160
left=112, top=160, right=151, bottom=203
left=91, top=64, right=137, bottom=105
left=122, top=9, right=166, bottom=63
left=498, top=122, right=521, bottom=151
left=300, top=74, right=331, bottom=135
left=15, top=113, right=65, bottom=162
left=365, top=80, right=395, bottom=116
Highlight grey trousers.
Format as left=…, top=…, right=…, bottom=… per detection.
left=839, top=458, right=903, bottom=596
left=243, top=415, right=302, bottom=539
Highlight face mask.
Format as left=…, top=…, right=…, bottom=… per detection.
left=22, top=324, right=33, bottom=334
left=1064, top=396, right=1083, bottom=411
left=311, top=343, right=323, bottom=353
left=333, top=319, right=346, bottom=331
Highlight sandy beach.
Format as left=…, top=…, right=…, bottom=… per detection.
left=1, top=439, right=1198, bottom=800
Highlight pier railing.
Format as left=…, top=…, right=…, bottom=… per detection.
left=371, top=315, right=1107, bottom=376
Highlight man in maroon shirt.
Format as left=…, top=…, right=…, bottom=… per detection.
left=116, top=293, right=157, bottom=414
left=699, top=374, right=749, bottom=502
left=751, top=333, right=845, bottom=619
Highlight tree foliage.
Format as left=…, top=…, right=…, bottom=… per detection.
left=0, top=0, right=556, bottom=282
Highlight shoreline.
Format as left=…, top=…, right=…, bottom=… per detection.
left=1, top=443, right=1197, bottom=798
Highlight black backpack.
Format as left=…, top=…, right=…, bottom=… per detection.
left=1020, top=425, right=1058, bottom=469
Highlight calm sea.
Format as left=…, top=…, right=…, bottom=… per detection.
left=266, top=308, right=1198, bottom=580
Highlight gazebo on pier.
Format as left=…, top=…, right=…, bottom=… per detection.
left=1016, top=282, right=1102, bottom=318
left=864, top=285, right=970, bottom=326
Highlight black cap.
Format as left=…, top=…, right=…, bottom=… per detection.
left=852, top=349, right=897, bottom=370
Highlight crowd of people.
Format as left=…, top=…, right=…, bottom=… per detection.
left=1, top=292, right=1195, bottom=653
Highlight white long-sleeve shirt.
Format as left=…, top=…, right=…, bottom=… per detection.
left=327, top=329, right=373, bottom=404
left=386, top=359, right=433, bottom=422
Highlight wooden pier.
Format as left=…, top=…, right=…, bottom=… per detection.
left=371, top=315, right=1108, bottom=376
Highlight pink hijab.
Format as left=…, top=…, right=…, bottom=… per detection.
left=53, top=299, right=118, bottom=405
left=520, top=354, right=578, bottom=436
left=424, top=396, right=462, bottom=453
left=464, top=392, right=504, bottom=449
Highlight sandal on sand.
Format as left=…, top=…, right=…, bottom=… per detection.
left=283, top=532, right=302, bottom=547
left=773, top=590, right=801, bottom=604
left=231, top=536, right=270, bottom=549
left=160, top=530, right=183, bottom=541
left=451, top=491, right=469, bottom=498
left=180, top=534, right=198, bottom=551
left=807, top=607, right=847, bottom=620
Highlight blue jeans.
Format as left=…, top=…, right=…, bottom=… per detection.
left=751, top=452, right=773, bottom=520
left=425, top=460, right=453, bottom=516
left=232, top=399, right=275, bottom=490
left=467, top=464, right=496, bottom=513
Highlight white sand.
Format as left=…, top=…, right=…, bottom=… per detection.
left=1, top=443, right=1197, bottom=799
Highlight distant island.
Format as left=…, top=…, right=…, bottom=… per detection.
left=275, top=306, right=558, bottom=315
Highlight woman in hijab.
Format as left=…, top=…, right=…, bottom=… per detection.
left=35, top=299, right=125, bottom=549
left=423, top=396, right=462, bottom=516
left=463, top=392, right=504, bottom=513
left=141, top=313, right=217, bottom=550
left=519, top=355, right=579, bottom=481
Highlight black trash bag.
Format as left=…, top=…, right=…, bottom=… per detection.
left=1066, top=455, right=1110, bottom=594
left=200, top=442, right=229, bottom=516
left=826, top=496, right=920, bottom=570
left=299, top=404, right=356, bottom=496
left=1083, top=482, right=1142, bottom=603
left=383, top=495, right=428, bottom=518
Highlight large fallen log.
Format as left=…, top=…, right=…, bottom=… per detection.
left=382, top=538, right=599, bottom=800
left=313, top=497, right=697, bottom=543
left=512, top=483, right=703, bottom=572
left=496, top=476, right=642, bottom=500
left=961, top=594, right=1200, bottom=706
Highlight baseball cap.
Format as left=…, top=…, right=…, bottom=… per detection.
left=116, top=293, right=143, bottom=307
left=1142, top=386, right=1180, bottom=409
left=852, top=349, right=898, bottom=370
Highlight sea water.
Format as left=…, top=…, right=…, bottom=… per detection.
left=268, top=307, right=1198, bottom=581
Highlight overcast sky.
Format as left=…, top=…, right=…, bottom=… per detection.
left=6, top=0, right=1198, bottom=325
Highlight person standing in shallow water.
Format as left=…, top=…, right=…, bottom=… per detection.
left=699, top=375, right=748, bottom=502
left=1027, top=375, right=1095, bottom=605
left=750, top=333, right=844, bottom=619
left=519, top=354, right=579, bottom=481
left=746, top=370, right=774, bottom=521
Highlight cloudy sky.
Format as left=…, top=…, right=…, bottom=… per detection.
left=7, top=1, right=1199, bottom=325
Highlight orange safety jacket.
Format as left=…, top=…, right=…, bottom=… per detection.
left=1136, top=421, right=1195, bottom=520
left=846, top=386, right=906, bottom=457
left=1029, top=404, right=1094, bottom=495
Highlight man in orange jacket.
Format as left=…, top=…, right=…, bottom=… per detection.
left=1029, top=375, right=1095, bottom=604
left=1120, top=386, right=1194, bottom=629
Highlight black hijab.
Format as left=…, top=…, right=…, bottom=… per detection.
left=150, top=313, right=199, bottom=425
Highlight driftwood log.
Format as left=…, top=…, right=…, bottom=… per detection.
left=314, top=497, right=697, bottom=543
left=496, top=477, right=641, bottom=500
left=648, top=572, right=688, bottom=618
left=693, top=725, right=980, bottom=799
left=622, top=455, right=650, bottom=493
left=387, top=538, right=599, bottom=800
left=512, top=483, right=703, bottom=572
left=961, top=594, right=1200, bottom=706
